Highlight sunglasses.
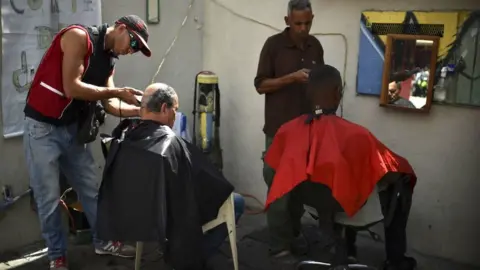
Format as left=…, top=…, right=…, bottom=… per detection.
left=127, top=31, right=140, bottom=52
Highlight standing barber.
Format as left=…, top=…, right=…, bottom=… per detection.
left=254, top=0, right=324, bottom=260
left=23, top=15, right=151, bottom=270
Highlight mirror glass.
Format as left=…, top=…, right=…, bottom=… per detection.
left=387, top=38, right=434, bottom=109
left=147, top=0, right=160, bottom=24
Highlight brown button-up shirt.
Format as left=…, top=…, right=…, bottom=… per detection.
left=254, top=28, right=324, bottom=137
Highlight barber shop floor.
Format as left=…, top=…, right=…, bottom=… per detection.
left=1, top=214, right=478, bottom=270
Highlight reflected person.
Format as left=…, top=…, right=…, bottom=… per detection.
left=388, top=81, right=416, bottom=108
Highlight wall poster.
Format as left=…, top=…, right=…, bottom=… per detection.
left=1, top=0, right=101, bottom=138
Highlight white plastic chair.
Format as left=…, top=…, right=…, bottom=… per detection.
left=134, top=193, right=238, bottom=270
left=202, top=193, right=239, bottom=270
left=298, top=188, right=383, bottom=269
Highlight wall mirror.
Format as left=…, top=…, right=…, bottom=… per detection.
left=356, top=11, right=480, bottom=107
left=380, top=34, right=440, bottom=112
left=147, top=0, right=160, bottom=24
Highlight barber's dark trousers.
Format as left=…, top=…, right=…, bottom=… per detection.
left=263, top=136, right=304, bottom=254
left=346, top=180, right=413, bottom=263
left=295, top=181, right=347, bottom=265
left=380, top=180, right=412, bottom=263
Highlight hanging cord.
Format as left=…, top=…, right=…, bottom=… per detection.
left=205, top=0, right=350, bottom=211
left=150, top=0, right=196, bottom=84
left=148, top=0, right=348, bottom=117
left=192, top=72, right=200, bottom=146
left=209, top=0, right=348, bottom=117
left=118, top=99, right=123, bottom=127
left=59, top=187, right=77, bottom=232
left=241, top=193, right=266, bottom=215
left=119, top=100, right=122, bottom=120
left=147, top=0, right=349, bottom=214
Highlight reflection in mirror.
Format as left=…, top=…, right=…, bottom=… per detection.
left=381, top=35, right=439, bottom=112
left=389, top=39, right=433, bottom=109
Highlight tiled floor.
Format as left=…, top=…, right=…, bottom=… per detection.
left=1, top=214, right=478, bottom=270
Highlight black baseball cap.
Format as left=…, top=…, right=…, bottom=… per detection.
left=115, top=15, right=151, bottom=57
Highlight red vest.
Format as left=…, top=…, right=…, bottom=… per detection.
left=24, top=25, right=93, bottom=125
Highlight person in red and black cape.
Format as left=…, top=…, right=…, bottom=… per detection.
left=264, top=64, right=418, bottom=270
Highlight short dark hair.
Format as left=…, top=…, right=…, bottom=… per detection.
left=388, top=81, right=402, bottom=91
left=288, top=0, right=312, bottom=14
left=143, top=84, right=177, bottom=112
left=308, top=64, right=343, bottom=92
left=306, top=65, right=343, bottom=111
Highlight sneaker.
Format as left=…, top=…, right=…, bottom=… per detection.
left=95, top=241, right=136, bottom=258
left=50, top=257, right=68, bottom=270
left=384, top=256, right=417, bottom=270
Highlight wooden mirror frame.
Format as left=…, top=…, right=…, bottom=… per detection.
left=380, top=34, right=440, bottom=113
left=147, top=0, right=160, bottom=24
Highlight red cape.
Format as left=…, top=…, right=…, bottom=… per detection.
left=265, top=115, right=416, bottom=217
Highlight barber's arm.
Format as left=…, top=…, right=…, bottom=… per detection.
left=61, top=28, right=142, bottom=104
left=254, top=38, right=307, bottom=94
left=102, top=71, right=141, bottom=118
left=317, top=42, right=325, bottom=66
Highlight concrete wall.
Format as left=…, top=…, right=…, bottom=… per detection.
left=0, top=0, right=203, bottom=253
left=2, top=0, right=479, bottom=266
left=203, top=0, right=480, bottom=266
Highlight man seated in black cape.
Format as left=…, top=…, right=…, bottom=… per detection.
left=97, top=83, right=244, bottom=270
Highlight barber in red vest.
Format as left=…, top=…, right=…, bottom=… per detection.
left=23, top=15, right=151, bottom=270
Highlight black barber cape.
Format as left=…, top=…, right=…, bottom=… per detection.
left=97, top=120, right=234, bottom=270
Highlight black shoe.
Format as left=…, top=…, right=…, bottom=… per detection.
left=331, top=266, right=350, bottom=270
left=346, top=244, right=357, bottom=264
left=347, top=255, right=358, bottom=264
left=291, top=233, right=309, bottom=255
left=384, top=257, right=417, bottom=270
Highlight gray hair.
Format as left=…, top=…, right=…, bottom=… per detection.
left=143, top=84, right=177, bottom=112
left=288, top=0, right=312, bottom=14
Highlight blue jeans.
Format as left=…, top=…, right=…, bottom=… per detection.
left=23, top=117, right=102, bottom=260
left=202, top=193, right=245, bottom=258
